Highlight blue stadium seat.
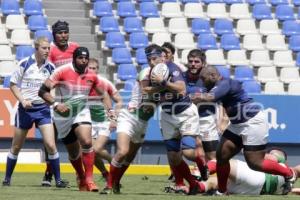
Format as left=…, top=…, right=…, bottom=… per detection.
left=296, top=52, right=300, bottom=66
left=34, top=30, right=53, bottom=43
left=28, top=15, right=48, bottom=31
left=234, top=66, right=254, bottom=81
left=139, top=2, right=159, bottom=18
left=197, top=34, right=218, bottom=50
left=214, top=19, right=234, bottom=35
left=105, top=32, right=126, bottom=48
left=252, top=4, right=273, bottom=20
left=242, top=80, right=261, bottom=94
left=220, top=34, right=241, bottom=50
left=293, top=0, right=300, bottom=6
left=23, top=0, right=43, bottom=16
left=215, top=65, right=230, bottom=78
left=282, top=21, right=300, bottom=36
left=269, top=0, right=289, bottom=5
left=224, top=0, right=243, bottom=4
left=117, top=64, right=137, bottom=81
left=93, top=1, right=113, bottom=17
left=112, top=48, right=132, bottom=64
left=180, top=0, right=200, bottom=3
left=123, top=78, right=136, bottom=91
left=137, top=0, right=155, bottom=2
left=136, top=48, right=147, bottom=64
left=1, top=0, right=20, bottom=15
left=275, top=5, right=295, bottom=21
left=202, top=0, right=223, bottom=3
left=3, top=75, right=11, bottom=88
left=289, top=35, right=300, bottom=51
left=117, top=2, right=137, bottom=17
left=246, top=0, right=266, bottom=4
left=191, top=18, right=211, bottom=35
left=158, top=0, right=177, bottom=2
left=123, top=17, right=143, bottom=33
left=99, top=16, right=120, bottom=33
left=16, top=45, right=35, bottom=61
left=129, top=32, right=149, bottom=49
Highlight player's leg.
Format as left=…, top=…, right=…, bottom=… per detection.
left=93, top=134, right=111, bottom=180
left=39, top=123, right=67, bottom=188
left=2, top=127, right=28, bottom=186
left=216, top=130, right=242, bottom=194
left=75, top=123, right=98, bottom=192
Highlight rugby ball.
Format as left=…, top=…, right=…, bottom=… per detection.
left=150, top=63, right=169, bottom=85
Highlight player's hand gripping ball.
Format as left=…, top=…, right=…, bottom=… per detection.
left=150, top=63, right=169, bottom=86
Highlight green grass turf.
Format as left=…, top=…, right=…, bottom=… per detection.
left=0, top=173, right=300, bottom=200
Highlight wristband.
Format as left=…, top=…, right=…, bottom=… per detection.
left=53, top=102, right=59, bottom=109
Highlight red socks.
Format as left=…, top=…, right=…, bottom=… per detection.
left=82, top=150, right=95, bottom=182
left=171, top=165, right=185, bottom=186
left=216, top=162, right=230, bottom=193
left=70, top=156, right=85, bottom=180
left=261, top=159, right=292, bottom=177
left=175, top=160, right=196, bottom=187
left=207, top=160, right=217, bottom=174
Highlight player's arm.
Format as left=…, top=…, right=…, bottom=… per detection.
left=111, top=91, right=122, bottom=115
left=217, top=105, right=229, bottom=134
left=9, top=65, right=32, bottom=108
left=10, top=82, right=32, bottom=109
left=191, top=80, right=230, bottom=103
left=140, top=79, right=163, bottom=94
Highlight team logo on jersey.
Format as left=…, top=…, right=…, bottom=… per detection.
left=172, top=70, right=180, bottom=77
left=42, top=69, right=50, bottom=77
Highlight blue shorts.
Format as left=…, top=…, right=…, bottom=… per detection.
left=15, top=103, right=52, bottom=130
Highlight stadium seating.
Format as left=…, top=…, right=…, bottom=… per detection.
left=197, top=34, right=218, bottom=50
left=23, top=0, right=44, bottom=16
left=123, top=78, right=137, bottom=91
left=220, top=34, right=241, bottom=50
left=214, top=19, right=234, bottom=35
left=10, top=29, right=32, bottom=45
left=259, top=20, right=281, bottom=35
left=168, top=18, right=190, bottom=34
left=139, top=2, right=159, bottom=18
left=28, top=15, right=48, bottom=31
left=215, top=65, right=231, bottom=78
left=117, top=2, right=137, bottom=17
left=264, top=81, right=285, bottom=94
left=191, top=18, right=212, bottom=35
left=93, top=1, right=113, bottom=17
left=0, top=29, right=9, bottom=45
left=0, top=61, right=18, bottom=76
left=289, top=35, right=300, bottom=51
left=123, top=17, right=143, bottom=33
left=183, top=3, right=205, bottom=18
left=152, top=32, right=172, bottom=45
left=135, top=48, right=147, bottom=64
left=112, top=48, right=132, bottom=64
left=207, top=3, right=228, bottom=18
left=275, top=5, right=295, bottom=21
left=242, top=80, right=262, bottom=94
left=104, top=32, right=126, bottom=49
left=15, top=46, right=35, bottom=61
left=250, top=50, right=273, bottom=67
left=229, top=4, right=251, bottom=19
left=129, top=32, right=149, bottom=49
left=252, top=4, right=273, bottom=20
left=236, top=19, right=258, bottom=35
left=174, top=33, right=196, bottom=49
left=234, top=66, right=254, bottom=81
left=280, top=68, right=300, bottom=83
left=288, top=82, right=300, bottom=95
left=227, top=50, right=249, bottom=65
left=34, top=30, right=53, bottom=43
left=1, top=0, right=20, bottom=15
left=273, top=50, right=295, bottom=67
left=117, top=64, right=137, bottom=81
left=206, top=50, right=226, bottom=65
left=257, top=67, right=279, bottom=82
left=5, top=15, right=27, bottom=30
left=282, top=20, right=300, bottom=36
left=144, top=18, right=167, bottom=33
left=99, top=17, right=120, bottom=33
left=161, top=2, right=183, bottom=18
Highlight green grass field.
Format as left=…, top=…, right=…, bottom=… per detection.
left=1, top=173, right=300, bottom=200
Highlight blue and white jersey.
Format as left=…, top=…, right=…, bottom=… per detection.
left=153, top=61, right=191, bottom=115
left=10, top=54, right=55, bottom=104
left=210, top=78, right=261, bottom=124
left=183, top=72, right=216, bottom=117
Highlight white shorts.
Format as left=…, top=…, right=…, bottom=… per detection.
left=53, top=107, right=91, bottom=139
left=116, top=109, right=148, bottom=144
left=199, top=114, right=219, bottom=142
left=228, top=160, right=265, bottom=195
left=227, top=111, right=268, bottom=146
left=160, top=104, right=200, bottom=140
left=91, top=120, right=110, bottom=139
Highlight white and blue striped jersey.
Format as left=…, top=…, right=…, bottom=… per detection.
left=10, top=54, right=55, bottom=104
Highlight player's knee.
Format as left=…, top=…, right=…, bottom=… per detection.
left=181, top=136, right=196, bottom=150
left=10, top=146, right=21, bottom=155
left=164, top=139, right=181, bottom=152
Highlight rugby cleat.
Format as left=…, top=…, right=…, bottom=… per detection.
left=86, top=181, right=99, bottom=192
left=41, top=172, right=53, bottom=187
left=2, top=179, right=10, bottom=186
left=282, top=168, right=297, bottom=195
left=99, top=187, right=113, bottom=194
left=55, top=180, right=69, bottom=188
left=164, top=184, right=189, bottom=194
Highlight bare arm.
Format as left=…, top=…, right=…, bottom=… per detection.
left=111, top=91, right=123, bottom=115
left=10, top=82, right=32, bottom=109
left=217, top=105, right=229, bottom=134
left=190, top=93, right=216, bottom=104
